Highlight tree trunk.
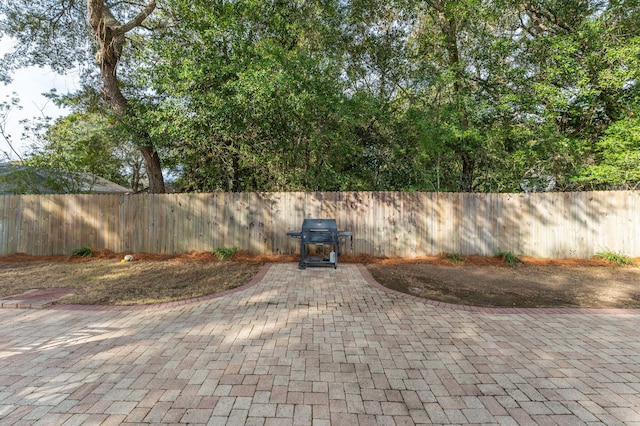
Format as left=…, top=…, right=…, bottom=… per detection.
left=431, top=0, right=475, bottom=191
left=460, top=150, right=474, bottom=192
left=141, top=145, right=165, bottom=192
left=87, top=0, right=165, bottom=193
left=130, top=158, right=142, bottom=192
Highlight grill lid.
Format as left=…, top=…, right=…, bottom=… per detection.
left=301, top=218, right=337, bottom=232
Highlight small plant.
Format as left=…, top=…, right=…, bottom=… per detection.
left=497, top=250, right=522, bottom=267
left=595, top=251, right=637, bottom=267
left=213, top=247, right=238, bottom=261
left=72, top=247, right=93, bottom=258
left=442, top=252, right=465, bottom=265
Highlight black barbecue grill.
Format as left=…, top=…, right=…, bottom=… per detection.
left=287, top=218, right=352, bottom=269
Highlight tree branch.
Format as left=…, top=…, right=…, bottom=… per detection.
left=114, top=0, right=156, bottom=35
left=525, top=3, right=572, bottom=33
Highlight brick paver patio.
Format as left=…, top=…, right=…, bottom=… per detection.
left=1, top=263, right=639, bottom=425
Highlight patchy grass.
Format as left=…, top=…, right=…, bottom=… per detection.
left=71, top=247, right=93, bottom=258
left=213, top=247, right=239, bottom=261
left=440, top=252, right=466, bottom=265
left=595, top=251, right=638, bottom=267
left=497, top=251, right=523, bottom=267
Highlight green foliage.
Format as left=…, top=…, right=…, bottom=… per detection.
left=441, top=253, right=465, bottom=265
left=147, top=0, right=359, bottom=192
left=138, top=0, right=640, bottom=192
left=595, top=251, right=637, bottom=267
left=0, top=0, right=90, bottom=76
left=25, top=112, right=131, bottom=190
left=72, top=247, right=93, bottom=258
left=1, top=0, right=166, bottom=192
left=5, top=0, right=640, bottom=193
left=213, top=247, right=238, bottom=261
left=497, top=251, right=522, bottom=267
left=574, top=117, right=640, bottom=189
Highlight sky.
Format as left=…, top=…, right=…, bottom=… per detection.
left=1, top=38, right=79, bottom=160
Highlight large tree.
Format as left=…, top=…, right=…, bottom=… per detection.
left=5, top=0, right=640, bottom=193
left=86, top=0, right=164, bottom=192
left=0, top=0, right=165, bottom=192
left=145, top=0, right=356, bottom=192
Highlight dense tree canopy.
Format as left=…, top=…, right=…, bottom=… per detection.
left=2, top=0, right=640, bottom=192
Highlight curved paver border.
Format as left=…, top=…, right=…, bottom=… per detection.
left=357, top=264, right=640, bottom=315
left=3, top=263, right=639, bottom=425
left=43, top=262, right=640, bottom=315
left=47, top=263, right=274, bottom=311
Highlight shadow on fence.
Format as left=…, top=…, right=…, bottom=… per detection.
left=0, top=191, right=637, bottom=258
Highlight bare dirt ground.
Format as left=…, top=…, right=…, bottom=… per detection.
left=1, top=251, right=639, bottom=308
left=367, top=261, right=640, bottom=309
left=0, top=251, right=266, bottom=306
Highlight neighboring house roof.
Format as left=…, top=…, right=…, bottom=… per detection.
left=0, top=163, right=132, bottom=194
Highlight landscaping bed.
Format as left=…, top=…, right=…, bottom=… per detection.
left=1, top=251, right=639, bottom=308
left=366, top=257, right=640, bottom=309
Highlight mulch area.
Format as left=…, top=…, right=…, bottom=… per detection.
left=0, top=249, right=622, bottom=267
left=2, top=250, right=636, bottom=309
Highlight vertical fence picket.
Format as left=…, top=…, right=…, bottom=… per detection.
left=0, top=191, right=639, bottom=258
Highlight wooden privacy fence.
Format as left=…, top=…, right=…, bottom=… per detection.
left=0, top=191, right=639, bottom=258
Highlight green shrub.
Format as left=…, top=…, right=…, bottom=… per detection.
left=213, top=247, right=238, bottom=261
left=442, top=252, right=465, bottom=265
left=595, top=251, right=637, bottom=267
left=72, top=247, right=93, bottom=258
left=497, top=250, right=522, bottom=267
